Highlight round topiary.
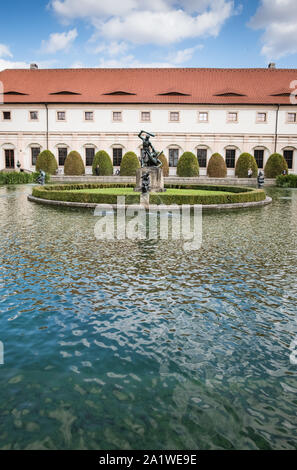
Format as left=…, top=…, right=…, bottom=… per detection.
left=158, top=152, right=169, bottom=177
left=176, top=152, right=199, bottom=177
left=120, top=151, right=140, bottom=176
left=264, top=153, right=288, bottom=178
left=36, top=150, right=58, bottom=175
left=235, top=152, right=258, bottom=178
left=64, top=151, right=85, bottom=175
left=92, top=150, right=113, bottom=176
left=207, top=153, right=227, bottom=177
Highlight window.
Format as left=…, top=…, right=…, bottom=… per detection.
left=86, top=148, right=95, bottom=166
left=254, top=149, right=264, bottom=169
left=85, top=112, right=93, bottom=121
left=3, top=111, right=11, bottom=120
left=225, top=149, right=236, bottom=168
left=169, top=149, right=179, bottom=167
left=198, top=112, right=208, bottom=122
left=31, top=147, right=41, bottom=166
left=30, top=111, right=38, bottom=120
left=169, top=112, right=179, bottom=122
left=58, top=148, right=67, bottom=166
left=257, top=112, right=267, bottom=122
left=113, top=148, right=122, bottom=166
left=284, top=150, right=293, bottom=169
left=5, top=149, right=14, bottom=168
left=57, top=111, right=66, bottom=121
left=197, top=148, right=207, bottom=167
left=113, top=112, right=122, bottom=121
left=227, top=112, right=238, bottom=122
left=141, top=111, right=150, bottom=122
left=287, top=112, right=296, bottom=123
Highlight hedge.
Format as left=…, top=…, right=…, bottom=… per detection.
left=235, top=153, right=258, bottom=178
left=64, top=151, right=85, bottom=175
left=176, top=152, right=199, bottom=177
left=120, top=151, right=140, bottom=176
left=158, top=153, right=169, bottom=177
left=0, top=171, right=50, bottom=185
left=36, top=150, right=58, bottom=175
left=92, top=150, right=113, bottom=176
left=150, top=188, right=266, bottom=205
left=276, top=174, right=297, bottom=188
left=207, top=153, right=227, bottom=177
left=264, top=153, right=288, bottom=178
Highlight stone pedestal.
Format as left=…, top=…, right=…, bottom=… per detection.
left=135, top=167, right=165, bottom=192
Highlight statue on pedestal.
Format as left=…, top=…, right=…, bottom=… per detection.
left=141, top=172, right=150, bottom=193
left=138, top=130, right=163, bottom=168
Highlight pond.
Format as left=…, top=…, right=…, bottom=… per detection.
left=0, top=185, right=296, bottom=450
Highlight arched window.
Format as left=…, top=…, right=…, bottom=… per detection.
left=197, top=147, right=208, bottom=167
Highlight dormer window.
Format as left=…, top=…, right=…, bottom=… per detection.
left=103, top=91, right=136, bottom=96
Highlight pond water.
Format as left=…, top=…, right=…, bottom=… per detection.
left=0, top=185, right=296, bottom=450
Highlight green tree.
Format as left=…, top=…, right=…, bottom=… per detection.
left=235, top=152, right=258, bottom=178
left=36, top=150, right=58, bottom=175
left=207, top=153, right=227, bottom=177
left=158, top=152, right=169, bottom=177
left=264, top=153, right=288, bottom=178
left=120, top=151, right=140, bottom=176
left=64, top=151, right=85, bottom=175
left=176, top=152, right=199, bottom=177
left=92, top=150, right=113, bottom=176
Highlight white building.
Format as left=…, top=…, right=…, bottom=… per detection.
left=0, top=65, right=297, bottom=175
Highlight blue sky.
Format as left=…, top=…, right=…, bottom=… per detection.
left=0, top=0, right=297, bottom=70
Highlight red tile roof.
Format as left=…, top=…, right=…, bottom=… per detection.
left=0, top=67, right=297, bottom=105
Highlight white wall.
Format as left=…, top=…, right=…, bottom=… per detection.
left=1, top=103, right=297, bottom=174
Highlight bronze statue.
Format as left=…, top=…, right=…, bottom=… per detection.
left=138, top=130, right=163, bottom=168
left=141, top=172, right=150, bottom=193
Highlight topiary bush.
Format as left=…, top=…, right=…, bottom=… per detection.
left=64, top=151, right=85, bottom=175
left=264, top=153, right=288, bottom=178
left=235, top=152, right=258, bottom=178
left=158, top=152, right=169, bottom=177
left=276, top=174, right=297, bottom=188
left=92, top=150, right=113, bottom=176
left=207, top=153, right=227, bottom=177
left=176, top=152, right=199, bottom=177
left=36, top=150, right=58, bottom=175
left=120, top=151, right=140, bottom=176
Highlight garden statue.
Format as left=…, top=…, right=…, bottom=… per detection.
left=141, top=172, right=150, bottom=194
left=138, top=130, right=163, bottom=168
left=257, top=170, right=264, bottom=188
left=37, top=170, right=46, bottom=185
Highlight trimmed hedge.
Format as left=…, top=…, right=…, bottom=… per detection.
left=92, top=150, right=113, bottom=176
left=36, top=150, right=58, bottom=175
left=207, top=153, right=227, bottom=177
left=276, top=174, right=297, bottom=188
left=0, top=171, right=50, bottom=185
left=235, top=153, right=258, bottom=178
left=158, top=153, right=169, bottom=177
left=120, top=151, right=140, bottom=176
left=176, top=152, right=199, bottom=177
left=64, top=151, right=85, bottom=175
left=264, top=153, right=288, bottom=178
left=32, top=183, right=265, bottom=206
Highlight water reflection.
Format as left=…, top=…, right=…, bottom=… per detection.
left=0, top=185, right=296, bottom=450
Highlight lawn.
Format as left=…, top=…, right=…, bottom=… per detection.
left=68, top=187, right=235, bottom=196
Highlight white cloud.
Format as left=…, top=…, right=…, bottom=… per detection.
left=0, top=59, right=29, bottom=71
left=41, top=28, right=78, bottom=54
left=50, top=0, right=235, bottom=45
left=0, top=44, right=13, bottom=58
left=249, top=0, right=297, bottom=60
left=97, top=54, right=175, bottom=68
left=94, top=41, right=129, bottom=56
left=167, top=45, right=203, bottom=64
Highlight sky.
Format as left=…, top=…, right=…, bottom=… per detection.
left=0, top=0, right=297, bottom=70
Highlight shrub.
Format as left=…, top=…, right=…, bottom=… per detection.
left=276, top=174, right=297, bottom=188
left=150, top=188, right=266, bottom=205
left=120, top=151, right=140, bottom=176
left=176, top=152, right=199, bottom=177
left=64, top=151, right=85, bottom=176
left=158, top=152, right=169, bottom=177
left=264, top=153, right=288, bottom=178
left=235, top=152, right=258, bottom=178
left=92, top=150, right=113, bottom=176
left=0, top=171, right=49, bottom=185
left=36, top=150, right=58, bottom=175
left=207, top=153, right=227, bottom=177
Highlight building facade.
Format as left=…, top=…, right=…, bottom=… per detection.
left=0, top=67, right=297, bottom=175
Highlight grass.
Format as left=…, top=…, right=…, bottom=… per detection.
left=68, top=187, right=234, bottom=196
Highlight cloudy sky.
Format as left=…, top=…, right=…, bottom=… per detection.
left=0, top=0, right=297, bottom=70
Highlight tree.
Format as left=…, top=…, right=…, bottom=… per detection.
left=120, top=151, right=140, bottom=176
left=64, top=151, right=85, bottom=175
left=264, top=153, right=288, bottom=178
left=176, top=152, right=199, bottom=177
left=207, top=153, right=227, bottom=177
left=36, top=150, right=58, bottom=175
left=92, top=150, right=113, bottom=176
left=235, top=153, right=258, bottom=178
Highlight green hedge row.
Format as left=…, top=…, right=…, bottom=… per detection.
left=276, top=174, right=297, bottom=188
left=0, top=171, right=50, bottom=185
left=150, top=189, right=265, bottom=205
left=32, top=187, right=140, bottom=205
